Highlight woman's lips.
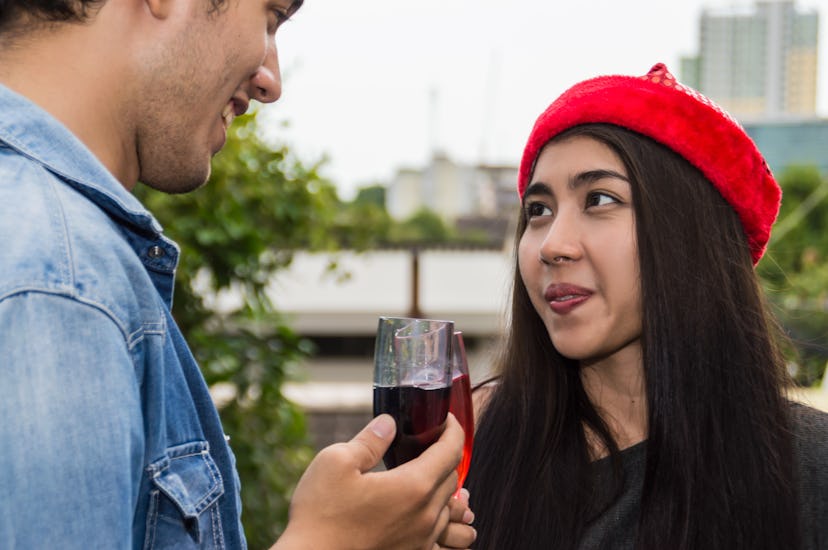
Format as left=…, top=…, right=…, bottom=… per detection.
left=544, top=283, right=593, bottom=315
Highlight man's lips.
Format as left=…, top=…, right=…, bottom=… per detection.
left=544, top=283, right=593, bottom=314
left=221, top=103, right=234, bottom=129
left=221, top=98, right=250, bottom=128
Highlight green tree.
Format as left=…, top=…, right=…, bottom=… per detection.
left=353, top=184, right=386, bottom=208
left=760, top=165, right=828, bottom=281
left=134, top=110, right=354, bottom=548
left=759, top=165, right=828, bottom=386
left=348, top=183, right=504, bottom=247
left=390, top=207, right=453, bottom=243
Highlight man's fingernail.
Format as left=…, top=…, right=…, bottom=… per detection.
left=370, top=414, right=395, bottom=439
left=463, top=509, right=475, bottom=525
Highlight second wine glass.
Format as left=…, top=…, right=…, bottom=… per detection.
left=372, top=316, right=454, bottom=470
left=450, top=331, right=474, bottom=495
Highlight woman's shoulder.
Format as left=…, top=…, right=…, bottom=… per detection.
left=790, top=401, right=828, bottom=442
left=789, top=401, right=828, bottom=548
left=789, top=400, right=828, bottom=469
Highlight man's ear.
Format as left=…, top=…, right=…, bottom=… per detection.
left=144, top=0, right=176, bottom=20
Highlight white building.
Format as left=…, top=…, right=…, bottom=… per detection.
left=386, top=153, right=519, bottom=222
left=268, top=248, right=513, bottom=337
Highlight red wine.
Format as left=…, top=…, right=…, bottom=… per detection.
left=374, top=385, right=451, bottom=469
left=450, top=373, right=474, bottom=491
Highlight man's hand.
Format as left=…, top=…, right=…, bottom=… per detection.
left=273, top=413, right=475, bottom=550
left=435, top=488, right=476, bottom=549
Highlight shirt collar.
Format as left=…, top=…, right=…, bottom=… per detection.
left=0, top=83, right=164, bottom=236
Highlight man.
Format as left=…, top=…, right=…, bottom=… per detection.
left=0, top=1, right=476, bottom=548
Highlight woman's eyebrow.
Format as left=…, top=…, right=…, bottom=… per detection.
left=524, top=169, right=629, bottom=199
left=522, top=181, right=553, bottom=199
left=569, top=169, right=630, bottom=190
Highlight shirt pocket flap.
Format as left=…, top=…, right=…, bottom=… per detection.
left=149, top=441, right=224, bottom=520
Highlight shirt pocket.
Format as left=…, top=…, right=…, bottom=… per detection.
left=143, top=441, right=226, bottom=550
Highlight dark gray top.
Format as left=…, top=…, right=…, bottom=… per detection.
left=579, top=402, right=828, bottom=550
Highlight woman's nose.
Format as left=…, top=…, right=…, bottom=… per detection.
left=538, top=213, right=581, bottom=265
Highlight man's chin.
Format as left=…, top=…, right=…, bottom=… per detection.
left=212, top=133, right=227, bottom=157
left=138, top=166, right=211, bottom=195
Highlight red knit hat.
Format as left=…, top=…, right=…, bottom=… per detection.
left=518, top=63, right=780, bottom=265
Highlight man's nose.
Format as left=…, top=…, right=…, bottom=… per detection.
left=249, top=43, right=282, bottom=103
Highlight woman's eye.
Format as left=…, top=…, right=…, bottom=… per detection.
left=525, top=202, right=552, bottom=218
left=585, top=192, right=618, bottom=208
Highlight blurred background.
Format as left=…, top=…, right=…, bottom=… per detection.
left=138, top=1, right=828, bottom=546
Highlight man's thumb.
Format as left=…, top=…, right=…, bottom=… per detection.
left=348, top=414, right=396, bottom=473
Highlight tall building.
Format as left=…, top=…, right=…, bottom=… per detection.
left=681, top=0, right=819, bottom=119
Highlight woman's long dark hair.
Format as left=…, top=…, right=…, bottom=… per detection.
left=466, top=124, right=799, bottom=549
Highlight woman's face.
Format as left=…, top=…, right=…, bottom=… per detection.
left=518, top=135, right=642, bottom=366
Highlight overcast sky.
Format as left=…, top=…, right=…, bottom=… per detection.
left=262, top=0, right=828, bottom=199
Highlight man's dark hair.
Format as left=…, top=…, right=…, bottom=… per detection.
left=0, top=0, right=303, bottom=35
left=0, top=0, right=232, bottom=33
left=0, top=0, right=104, bottom=30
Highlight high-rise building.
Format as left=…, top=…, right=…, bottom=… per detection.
left=681, top=0, right=819, bottom=119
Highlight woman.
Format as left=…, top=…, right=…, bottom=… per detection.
left=466, top=64, right=828, bottom=549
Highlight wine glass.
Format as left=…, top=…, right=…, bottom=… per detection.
left=450, top=331, right=474, bottom=496
left=373, top=316, right=454, bottom=470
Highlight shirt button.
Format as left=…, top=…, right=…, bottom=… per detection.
left=147, top=245, right=165, bottom=259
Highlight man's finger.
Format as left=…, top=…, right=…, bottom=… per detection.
left=436, top=488, right=476, bottom=548
left=449, top=488, right=474, bottom=524
left=399, top=413, right=464, bottom=481
left=427, top=505, right=452, bottom=549
left=345, top=414, right=396, bottom=473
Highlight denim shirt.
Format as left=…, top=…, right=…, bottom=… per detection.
left=0, top=84, right=247, bottom=549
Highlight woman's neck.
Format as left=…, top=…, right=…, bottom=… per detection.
left=580, top=343, right=648, bottom=458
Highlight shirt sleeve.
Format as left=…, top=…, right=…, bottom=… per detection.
left=0, top=291, right=144, bottom=548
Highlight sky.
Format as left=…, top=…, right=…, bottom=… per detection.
left=262, top=0, right=828, bottom=200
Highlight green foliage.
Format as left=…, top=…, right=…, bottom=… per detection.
left=353, top=184, right=386, bottom=208
left=331, top=197, right=393, bottom=249
left=758, top=165, right=828, bottom=386
left=389, top=207, right=453, bottom=243
left=134, top=110, right=350, bottom=549
left=760, top=165, right=828, bottom=282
